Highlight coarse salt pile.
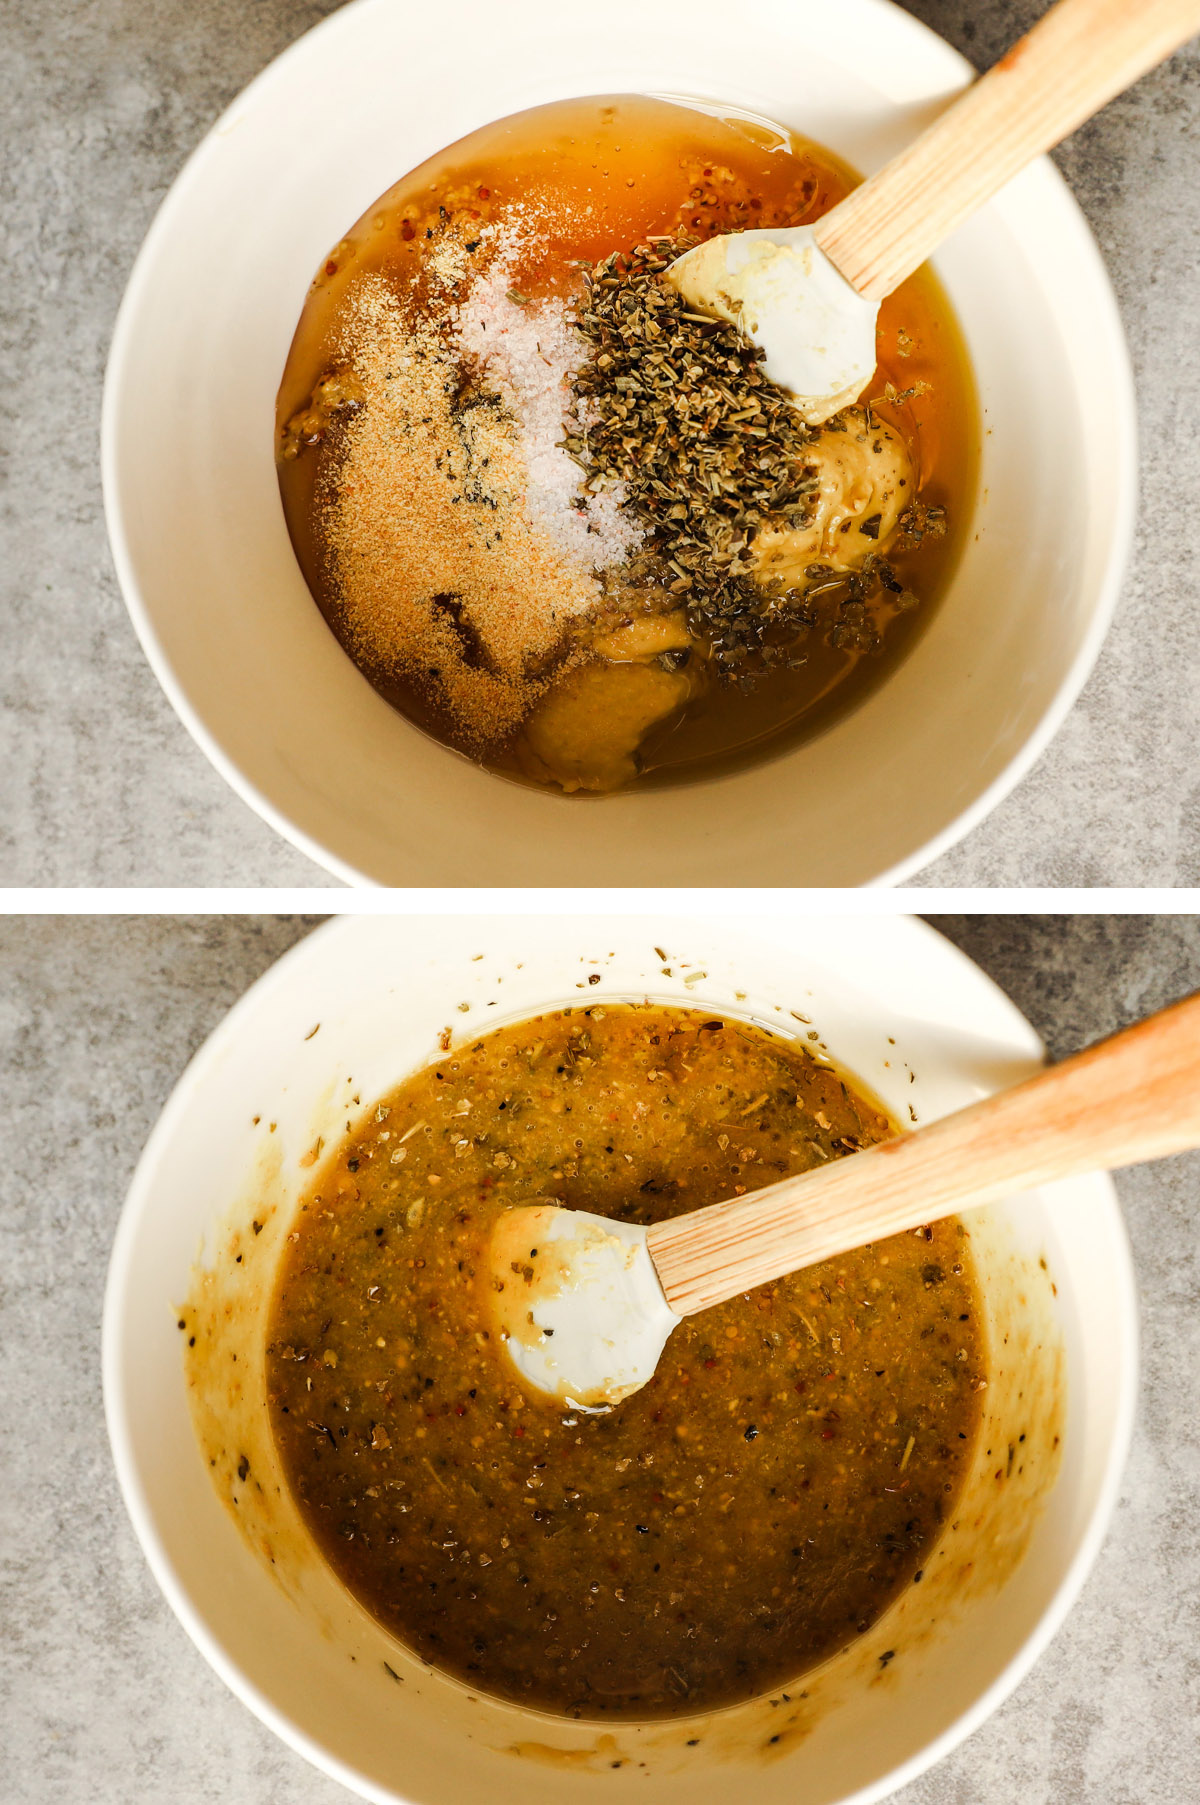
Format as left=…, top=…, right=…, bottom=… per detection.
left=455, top=260, right=642, bottom=572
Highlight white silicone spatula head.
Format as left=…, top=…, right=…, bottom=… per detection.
left=667, top=226, right=879, bottom=424
left=667, top=0, right=1200, bottom=422
left=488, top=1204, right=679, bottom=1408
left=488, top=991, right=1200, bottom=1409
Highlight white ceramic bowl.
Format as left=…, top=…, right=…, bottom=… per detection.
left=104, top=915, right=1137, bottom=1804
left=101, top=0, right=1136, bottom=886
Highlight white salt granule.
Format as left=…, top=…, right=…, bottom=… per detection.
left=455, top=261, right=642, bottom=572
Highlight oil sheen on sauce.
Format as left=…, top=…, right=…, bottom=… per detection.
left=276, top=96, right=979, bottom=793
left=266, top=1005, right=986, bottom=1719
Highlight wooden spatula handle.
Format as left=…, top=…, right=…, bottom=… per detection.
left=814, top=0, right=1200, bottom=301
left=647, top=990, right=1200, bottom=1318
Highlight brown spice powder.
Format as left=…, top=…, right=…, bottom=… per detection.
left=323, top=276, right=600, bottom=748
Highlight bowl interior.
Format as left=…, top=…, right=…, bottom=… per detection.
left=104, top=916, right=1137, bottom=1805
left=102, top=0, right=1135, bottom=885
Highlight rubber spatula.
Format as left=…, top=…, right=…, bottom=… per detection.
left=667, top=0, right=1200, bottom=421
left=489, top=989, right=1200, bottom=1407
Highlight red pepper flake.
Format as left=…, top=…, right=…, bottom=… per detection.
left=400, top=221, right=415, bottom=241
left=513, top=1425, right=525, bottom=1437
left=478, top=186, right=490, bottom=200
left=325, top=260, right=338, bottom=276
left=703, top=1358, right=717, bottom=1370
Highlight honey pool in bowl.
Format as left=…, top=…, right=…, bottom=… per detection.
left=277, top=95, right=977, bottom=795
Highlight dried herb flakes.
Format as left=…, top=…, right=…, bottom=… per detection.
left=566, top=239, right=823, bottom=676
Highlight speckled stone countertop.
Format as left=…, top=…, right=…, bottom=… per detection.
left=1, top=912, right=1197, bottom=1801
left=1, top=0, right=1197, bottom=886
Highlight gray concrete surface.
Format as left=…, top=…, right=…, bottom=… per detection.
left=1, top=1, right=1197, bottom=887
left=0, top=912, right=1197, bottom=1801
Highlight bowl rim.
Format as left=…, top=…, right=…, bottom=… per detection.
left=102, top=913, right=1140, bottom=1804
left=99, top=0, right=1138, bottom=889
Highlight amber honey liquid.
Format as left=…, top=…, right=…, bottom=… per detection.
left=277, top=95, right=979, bottom=789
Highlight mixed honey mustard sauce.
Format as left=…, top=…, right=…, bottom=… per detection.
left=266, top=1005, right=985, bottom=1719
